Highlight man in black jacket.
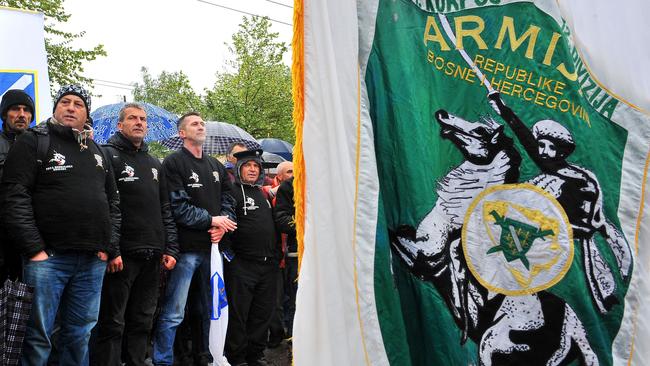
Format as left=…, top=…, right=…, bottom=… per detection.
left=274, top=176, right=298, bottom=342
left=152, top=112, right=237, bottom=366
left=0, top=89, right=34, bottom=281
left=0, top=89, right=33, bottom=178
left=1, top=84, right=121, bottom=365
left=224, top=149, right=280, bottom=366
left=92, top=103, right=180, bottom=366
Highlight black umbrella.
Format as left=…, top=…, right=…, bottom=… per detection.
left=161, top=121, right=261, bottom=154
left=261, top=151, right=286, bottom=168
left=258, top=138, right=293, bottom=161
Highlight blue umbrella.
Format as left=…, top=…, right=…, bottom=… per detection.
left=90, top=102, right=178, bottom=144
left=258, top=138, right=293, bottom=161
left=161, top=121, right=261, bottom=155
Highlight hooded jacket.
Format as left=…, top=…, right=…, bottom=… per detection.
left=103, top=132, right=179, bottom=258
left=1, top=120, right=121, bottom=258
left=223, top=154, right=279, bottom=260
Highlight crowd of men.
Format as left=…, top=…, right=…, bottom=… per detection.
left=0, top=85, right=298, bottom=366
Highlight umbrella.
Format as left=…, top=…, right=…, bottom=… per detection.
left=161, top=121, right=261, bottom=155
left=261, top=151, right=286, bottom=169
left=90, top=102, right=178, bottom=144
left=258, top=138, right=293, bottom=161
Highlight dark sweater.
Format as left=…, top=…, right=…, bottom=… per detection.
left=1, top=121, right=121, bottom=257
left=103, top=133, right=179, bottom=258
left=0, top=130, right=17, bottom=181
left=227, top=183, right=279, bottom=260
left=274, top=177, right=297, bottom=253
left=163, top=148, right=235, bottom=252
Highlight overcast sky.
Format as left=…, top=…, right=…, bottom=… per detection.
left=62, top=0, right=293, bottom=107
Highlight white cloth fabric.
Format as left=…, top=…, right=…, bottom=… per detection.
left=295, top=0, right=650, bottom=364
left=0, top=7, right=51, bottom=121
left=208, top=244, right=230, bottom=366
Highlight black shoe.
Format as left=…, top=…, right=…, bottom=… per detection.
left=173, top=354, right=193, bottom=366
left=194, top=353, right=212, bottom=366
left=267, top=337, right=283, bottom=349
left=247, top=357, right=269, bottom=366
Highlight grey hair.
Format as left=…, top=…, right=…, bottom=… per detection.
left=118, top=103, right=146, bottom=122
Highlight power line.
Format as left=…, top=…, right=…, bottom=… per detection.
left=197, top=0, right=292, bottom=26
left=92, top=78, right=135, bottom=88
left=264, top=0, right=292, bottom=9
left=94, top=81, right=134, bottom=91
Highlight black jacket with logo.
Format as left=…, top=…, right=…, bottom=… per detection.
left=1, top=121, right=121, bottom=258
left=103, top=132, right=179, bottom=259
left=163, top=148, right=236, bottom=252
left=223, top=154, right=279, bottom=260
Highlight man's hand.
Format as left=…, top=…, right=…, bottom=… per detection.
left=488, top=91, right=505, bottom=115
left=162, top=254, right=177, bottom=270
left=209, top=226, right=226, bottom=243
left=30, top=250, right=49, bottom=262
left=211, top=216, right=237, bottom=232
left=97, top=251, right=108, bottom=261
left=107, top=256, right=124, bottom=273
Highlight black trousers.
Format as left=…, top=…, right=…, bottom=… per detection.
left=224, top=257, right=279, bottom=364
left=92, top=253, right=161, bottom=366
left=283, top=257, right=298, bottom=337
left=0, top=226, right=22, bottom=283
left=267, top=268, right=285, bottom=342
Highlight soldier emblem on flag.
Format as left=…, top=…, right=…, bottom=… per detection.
left=463, top=184, right=574, bottom=295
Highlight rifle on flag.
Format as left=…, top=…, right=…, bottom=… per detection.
left=437, top=13, right=495, bottom=94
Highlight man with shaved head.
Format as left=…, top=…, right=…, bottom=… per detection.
left=266, top=160, right=293, bottom=347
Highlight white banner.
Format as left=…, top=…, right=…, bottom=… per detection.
left=0, top=6, right=51, bottom=123
left=295, top=0, right=650, bottom=365
left=209, top=244, right=229, bottom=366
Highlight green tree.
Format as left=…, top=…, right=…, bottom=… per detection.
left=133, top=67, right=205, bottom=115
left=147, top=141, right=173, bottom=160
left=205, top=16, right=294, bottom=143
left=0, top=0, right=106, bottom=92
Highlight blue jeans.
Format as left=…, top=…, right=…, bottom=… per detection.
left=153, top=251, right=211, bottom=366
left=21, top=251, right=107, bottom=366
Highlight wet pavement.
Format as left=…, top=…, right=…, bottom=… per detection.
left=263, top=339, right=292, bottom=366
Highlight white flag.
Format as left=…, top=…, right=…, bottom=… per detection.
left=209, top=244, right=229, bottom=366
left=293, top=0, right=650, bottom=365
left=0, top=6, right=51, bottom=122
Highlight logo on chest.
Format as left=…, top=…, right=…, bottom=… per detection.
left=45, top=150, right=73, bottom=172
left=152, top=168, right=159, bottom=181
left=187, top=170, right=203, bottom=188
left=244, top=196, right=259, bottom=211
left=119, top=163, right=139, bottom=182
left=94, top=154, right=104, bottom=169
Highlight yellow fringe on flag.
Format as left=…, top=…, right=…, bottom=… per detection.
left=292, top=0, right=305, bottom=272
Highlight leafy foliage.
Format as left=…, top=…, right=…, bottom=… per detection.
left=0, top=0, right=106, bottom=93
left=133, top=67, right=204, bottom=115
left=131, top=16, right=294, bottom=143
left=147, top=141, right=173, bottom=160
left=204, top=16, right=294, bottom=143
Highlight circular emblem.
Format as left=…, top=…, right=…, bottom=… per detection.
left=462, top=184, right=574, bottom=296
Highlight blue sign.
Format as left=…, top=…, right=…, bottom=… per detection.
left=210, top=270, right=228, bottom=320
left=0, top=71, right=37, bottom=127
